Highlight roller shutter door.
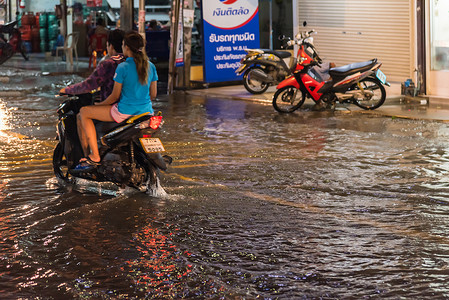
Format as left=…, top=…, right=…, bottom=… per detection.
left=297, top=0, right=413, bottom=82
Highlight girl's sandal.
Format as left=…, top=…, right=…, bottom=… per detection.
left=74, top=157, right=101, bottom=170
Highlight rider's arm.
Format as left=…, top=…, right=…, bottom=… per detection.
left=149, top=62, right=158, bottom=100
left=96, top=81, right=122, bottom=105
left=150, top=81, right=157, bottom=100
left=60, top=61, right=109, bottom=94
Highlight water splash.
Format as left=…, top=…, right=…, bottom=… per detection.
left=146, top=177, right=168, bottom=198
left=0, top=99, right=11, bottom=131
left=47, top=176, right=169, bottom=198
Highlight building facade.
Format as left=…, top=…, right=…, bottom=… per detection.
left=294, top=0, right=448, bottom=97
left=3, top=0, right=447, bottom=96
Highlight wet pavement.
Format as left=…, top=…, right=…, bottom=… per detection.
left=1, top=53, right=449, bottom=298
left=186, top=85, right=449, bottom=122
left=3, top=52, right=449, bottom=122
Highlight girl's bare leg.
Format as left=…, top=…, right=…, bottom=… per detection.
left=78, top=105, right=114, bottom=162
left=77, top=114, right=89, bottom=157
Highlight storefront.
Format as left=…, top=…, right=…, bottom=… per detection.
left=427, top=0, right=449, bottom=96
left=295, top=0, right=415, bottom=84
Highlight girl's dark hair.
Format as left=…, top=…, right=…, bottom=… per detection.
left=124, top=31, right=149, bottom=85
left=108, top=29, right=125, bottom=53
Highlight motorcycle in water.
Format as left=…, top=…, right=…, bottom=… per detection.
left=53, top=93, right=172, bottom=195
left=235, top=39, right=298, bottom=94
left=0, top=20, right=29, bottom=65
left=272, top=30, right=390, bottom=113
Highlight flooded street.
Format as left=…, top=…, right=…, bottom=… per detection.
left=1, top=69, right=449, bottom=298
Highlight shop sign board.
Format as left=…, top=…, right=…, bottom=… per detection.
left=201, top=0, right=260, bottom=83
left=175, top=3, right=184, bottom=67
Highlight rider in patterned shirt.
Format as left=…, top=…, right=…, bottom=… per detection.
left=60, top=29, right=126, bottom=101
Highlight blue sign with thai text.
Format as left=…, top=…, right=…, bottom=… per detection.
left=202, top=0, right=260, bottom=83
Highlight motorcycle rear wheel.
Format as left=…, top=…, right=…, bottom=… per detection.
left=273, top=86, right=306, bottom=113
left=135, top=151, right=165, bottom=196
left=351, top=77, right=385, bottom=110
left=243, top=66, right=269, bottom=94
left=53, top=143, right=70, bottom=182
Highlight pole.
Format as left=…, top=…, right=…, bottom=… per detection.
left=182, top=0, right=194, bottom=89
left=138, top=0, right=145, bottom=41
left=269, top=0, right=273, bottom=50
left=120, top=0, right=133, bottom=31
left=67, top=0, right=73, bottom=35
left=60, top=0, right=67, bottom=37
left=168, top=0, right=180, bottom=94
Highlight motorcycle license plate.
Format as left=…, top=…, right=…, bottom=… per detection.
left=139, top=138, right=165, bottom=153
left=376, top=69, right=387, bottom=84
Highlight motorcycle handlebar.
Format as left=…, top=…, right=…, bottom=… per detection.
left=290, top=30, right=317, bottom=44
left=284, top=30, right=317, bottom=47
left=55, top=92, right=79, bottom=99
left=55, top=93, right=70, bottom=98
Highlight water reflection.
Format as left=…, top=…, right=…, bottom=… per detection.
left=123, top=220, right=193, bottom=297
left=1, top=88, right=449, bottom=297
left=0, top=99, right=10, bottom=131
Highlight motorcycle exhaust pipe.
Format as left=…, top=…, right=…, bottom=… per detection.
left=249, top=69, right=270, bottom=82
left=337, top=91, right=368, bottom=101
left=337, top=93, right=354, bottom=101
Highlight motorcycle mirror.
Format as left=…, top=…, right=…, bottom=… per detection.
left=303, top=21, right=307, bottom=27
left=278, top=34, right=286, bottom=41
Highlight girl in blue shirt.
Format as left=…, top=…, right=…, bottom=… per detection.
left=76, top=31, right=158, bottom=168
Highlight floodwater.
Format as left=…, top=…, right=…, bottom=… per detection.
left=1, top=70, right=449, bottom=298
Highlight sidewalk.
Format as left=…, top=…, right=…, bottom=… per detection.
left=186, top=83, right=449, bottom=122
left=0, top=52, right=91, bottom=75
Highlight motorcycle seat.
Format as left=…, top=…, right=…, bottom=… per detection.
left=261, top=49, right=292, bottom=59
left=329, top=59, right=377, bottom=78
left=95, top=121, right=120, bottom=138
left=95, top=113, right=153, bottom=138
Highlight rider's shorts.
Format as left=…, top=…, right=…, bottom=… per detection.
left=110, top=103, right=132, bottom=123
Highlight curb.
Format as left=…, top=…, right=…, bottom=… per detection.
left=184, top=89, right=449, bottom=122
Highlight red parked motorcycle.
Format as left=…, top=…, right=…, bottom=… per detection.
left=272, top=30, right=390, bottom=113
left=0, top=20, right=29, bottom=65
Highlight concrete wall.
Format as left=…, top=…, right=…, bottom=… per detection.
left=25, top=0, right=59, bottom=13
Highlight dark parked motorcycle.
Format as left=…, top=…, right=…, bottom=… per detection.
left=235, top=42, right=297, bottom=94
left=0, top=20, right=29, bottom=65
left=53, top=93, right=172, bottom=195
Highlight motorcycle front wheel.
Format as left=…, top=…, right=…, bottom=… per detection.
left=243, top=66, right=269, bottom=94
left=273, top=86, right=306, bottom=113
left=53, top=143, right=70, bottom=182
left=351, top=77, right=386, bottom=110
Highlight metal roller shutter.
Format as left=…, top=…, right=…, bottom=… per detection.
left=297, top=0, right=413, bottom=82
